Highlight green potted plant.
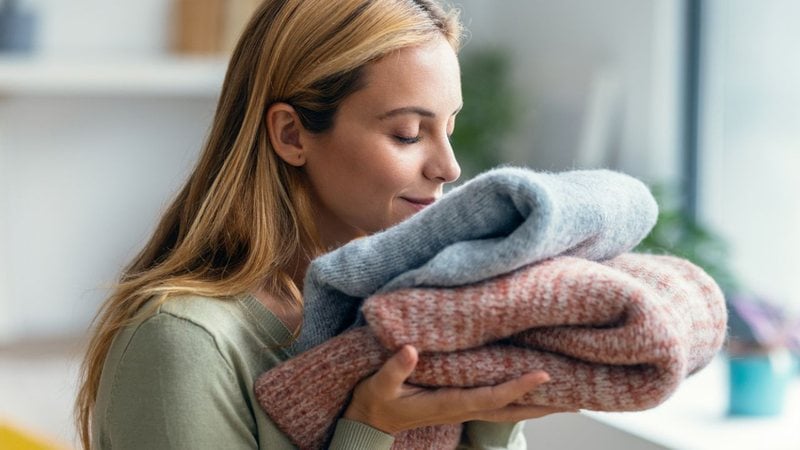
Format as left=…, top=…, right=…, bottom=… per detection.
left=450, top=47, right=520, bottom=177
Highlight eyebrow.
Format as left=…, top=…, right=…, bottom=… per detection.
left=378, top=104, right=463, bottom=120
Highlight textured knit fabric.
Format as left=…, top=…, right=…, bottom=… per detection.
left=294, top=167, right=658, bottom=353
left=91, top=294, right=395, bottom=449
left=255, top=253, right=727, bottom=449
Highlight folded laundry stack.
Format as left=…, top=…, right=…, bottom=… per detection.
left=254, top=167, right=727, bottom=450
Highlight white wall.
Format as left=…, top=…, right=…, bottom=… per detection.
left=457, top=0, right=683, bottom=183
left=0, top=97, right=214, bottom=339
left=1, top=0, right=216, bottom=340
left=0, top=124, right=10, bottom=339
left=28, top=0, right=171, bottom=57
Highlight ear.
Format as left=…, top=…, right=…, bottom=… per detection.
left=267, top=102, right=307, bottom=167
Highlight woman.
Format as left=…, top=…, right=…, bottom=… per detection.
left=75, top=1, right=566, bottom=448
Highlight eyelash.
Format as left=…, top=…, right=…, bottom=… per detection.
left=394, top=135, right=421, bottom=144
left=393, top=132, right=454, bottom=145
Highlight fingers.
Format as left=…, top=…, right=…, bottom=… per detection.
left=346, top=363, right=572, bottom=433
left=504, top=371, right=551, bottom=394
left=371, top=345, right=418, bottom=396
left=465, top=371, right=581, bottom=422
left=462, top=370, right=551, bottom=412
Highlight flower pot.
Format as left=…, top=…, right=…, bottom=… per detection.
left=727, top=348, right=796, bottom=416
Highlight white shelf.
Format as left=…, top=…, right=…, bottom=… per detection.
left=0, top=55, right=228, bottom=97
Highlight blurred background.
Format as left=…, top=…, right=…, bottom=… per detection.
left=0, top=0, right=798, bottom=448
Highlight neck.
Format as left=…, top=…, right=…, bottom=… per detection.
left=250, top=252, right=309, bottom=332
left=308, top=192, right=366, bottom=251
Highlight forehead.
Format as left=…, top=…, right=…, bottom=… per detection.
left=343, top=37, right=462, bottom=116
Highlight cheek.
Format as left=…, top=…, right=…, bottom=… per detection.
left=308, top=127, right=420, bottom=213
left=335, top=139, right=414, bottom=194
left=361, top=152, right=416, bottom=195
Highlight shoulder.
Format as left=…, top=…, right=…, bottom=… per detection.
left=114, top=296, right=241, bottom=369
left=96, top=294, right=294, bottom=415
left=150, top=293, right=294, bottom=350
left=153, top=294, right=242, bottom=339
left=95, top=298, right=262, bottom=449
left=106, top=293, right=292, bottom=383
left=95, top=298, right=252, bottom=428
left=94, top=295, right=295, bottom=448
left=114, top=299, right=239, bottom=379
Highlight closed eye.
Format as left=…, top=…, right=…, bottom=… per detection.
left=395, top=135, right=421, bottom=144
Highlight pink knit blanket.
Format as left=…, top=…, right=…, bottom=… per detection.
left=254, top=253, right=727, bottom=449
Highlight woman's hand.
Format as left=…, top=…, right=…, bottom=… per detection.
left=343, top=345, right=574, bottom=434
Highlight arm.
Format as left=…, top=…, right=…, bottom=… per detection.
left=329, top=418, right=395, bottom=450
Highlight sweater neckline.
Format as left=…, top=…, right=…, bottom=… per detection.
left=237, top=293, right=295, bottom=348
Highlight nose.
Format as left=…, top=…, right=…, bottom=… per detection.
left=424, top=135, right=461, bottom=183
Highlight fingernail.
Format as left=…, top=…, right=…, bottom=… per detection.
left=400, top=346, right=415, bottom=364
left=538, top=373, right=551, bottom=383
left=524, top=372, right=549, bottom=384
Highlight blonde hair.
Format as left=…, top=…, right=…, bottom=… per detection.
left=74, top=0, right=462, bottom=448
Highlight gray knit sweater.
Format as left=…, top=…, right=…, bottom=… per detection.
left=294, top=167, right=658, bottom=353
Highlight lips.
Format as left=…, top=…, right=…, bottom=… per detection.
left=400, top=196, right=437, bottom=212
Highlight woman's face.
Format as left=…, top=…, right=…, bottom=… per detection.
left=302, top=35, right=463, bottom=247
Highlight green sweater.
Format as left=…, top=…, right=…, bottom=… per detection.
left=92, top=294, right=526, bottom=449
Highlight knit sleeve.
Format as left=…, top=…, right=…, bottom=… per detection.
left=101, top=314, right=258, bottom=449
left=328, top=418, right=395, bottom=449
left=459, top=421, right=527, bottom=450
